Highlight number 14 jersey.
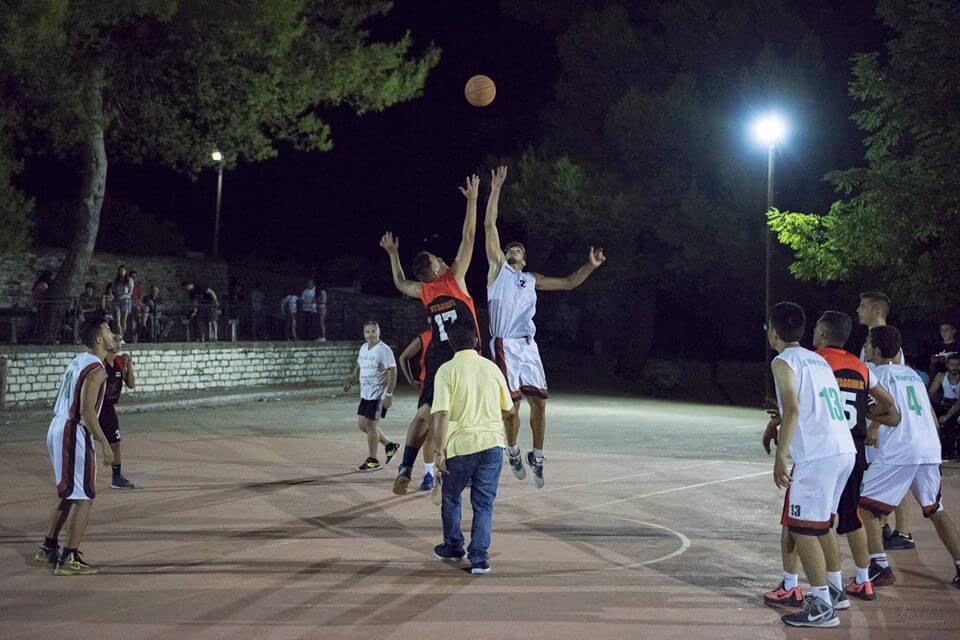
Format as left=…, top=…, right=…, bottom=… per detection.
left=775, top=346, right=856, bottom=464
left=869, top=363, right=941, bottom=465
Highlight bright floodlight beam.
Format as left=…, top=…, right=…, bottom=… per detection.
left=751, top=114, right=787, bottom=146
left=211, top=149, right=223, bottom=162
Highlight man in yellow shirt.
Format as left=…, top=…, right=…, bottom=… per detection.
left=432, top=320, right=513, bottom=574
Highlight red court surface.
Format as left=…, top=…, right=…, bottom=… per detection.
left=1, top=390, right=958, bottom=639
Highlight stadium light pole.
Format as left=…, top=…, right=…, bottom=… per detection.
left=211, top=149, right=224, bottom=258
left=750, top=114, right=787, bottom=402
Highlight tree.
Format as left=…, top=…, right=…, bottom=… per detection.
left=769, top=0, right=960, bottom=316
left=0, top=1, right=439, bottom=299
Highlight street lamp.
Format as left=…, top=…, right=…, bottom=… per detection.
left=750, top=113, right=787, bottom=402
left=211, top=149, right=224, bottom=258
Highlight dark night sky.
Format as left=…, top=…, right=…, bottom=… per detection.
left=20, top=1, right=890, bottom=295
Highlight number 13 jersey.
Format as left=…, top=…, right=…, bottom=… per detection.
left=775, top=346, right=856, bottom=464
left=421, top=267, right=481, bottom=372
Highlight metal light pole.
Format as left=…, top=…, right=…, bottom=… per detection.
left=211, top=149, right=224, bottom=258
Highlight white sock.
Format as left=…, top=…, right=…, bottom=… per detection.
left=783, top=572, right=799, bottom=591
left=827, top=571, right=842, bottom=591
left=507, top=446, right=520, bottom=456
left=871, top=553, right=889, bottom=568
left=424, top=462, right=434, bottom=475
left=955, top=559, right=960, bottom=570
left=809, top=585, right=831, bottom=606
left=855, top=566, right=870, bottom=585
left=533, top=448, right=544, bottom=459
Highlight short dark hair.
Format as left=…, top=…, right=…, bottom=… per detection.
left=79, top=317, right=105, bottom=348
left=869, top=325, right=902, bottom=359
left=817, top=311, right=853, bottom=346
left=363, top=320, right=379, bottom=329
left=446, top=319, right=477, bottom=351
left=412, top=251, right=433, bottom=281
left=940, top=320, right=956, bottom=329
left=859, top=291, right=891, bottom=316
left=947, top=353, right=960, bottom=362
left=504, top=241, right=526, bottom=259
left=769, top=301, right=805, bottom=343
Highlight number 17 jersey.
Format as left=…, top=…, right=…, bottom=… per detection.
left=774, top=347, right=856, bottom=464
left=420, top=266, right=480, bottom=373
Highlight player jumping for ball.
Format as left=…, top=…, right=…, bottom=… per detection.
left=483, top=165, right=606, bottom=487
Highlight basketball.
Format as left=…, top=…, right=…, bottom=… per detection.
left=464, top=74, right=496, bottom=107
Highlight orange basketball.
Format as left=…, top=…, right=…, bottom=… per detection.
left=465, top=74, right=496, bottom=107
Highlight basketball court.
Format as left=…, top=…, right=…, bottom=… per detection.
left=1, top=388, right=958, bottom=639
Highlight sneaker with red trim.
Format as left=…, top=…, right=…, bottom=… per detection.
left=868, top=559, right=896, bottom=587
left=764, top=581, right=804, bottom=607
left=844, top=577, right=876, bottom=601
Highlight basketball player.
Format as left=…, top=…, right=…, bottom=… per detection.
left=101, top=334, right=136, bottom=489
left=343, top=321, right=400, bottom=471
left=483, top=165, right=606, bottom=488
left=763, top=311, right=899, bottom=609
left=766, top=302, right=857, bottom=628
left=398, top=327, right=437, bottom=491
left=859, top=325, right=960, bottom=589
left=33, top=317, right=115, bottom=575
left=928, top=352, right=960, bottom=460
left=379, top=173, right=482, bottom=495
left=856, top=291, right=915, bottom=549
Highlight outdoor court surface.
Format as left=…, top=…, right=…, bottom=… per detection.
left=1, top=388, right=959, bottom=639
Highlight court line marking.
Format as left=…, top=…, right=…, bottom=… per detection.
left=604, top=516, right=691, bottom=570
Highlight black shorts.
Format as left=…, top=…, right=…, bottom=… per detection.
left=357, top=398, right=387, bottom=421
left=100, top=405, right=121, bottom=444
left=418, top=374, right=435, bottom=408
left=836, top=438, right=867, bottom=535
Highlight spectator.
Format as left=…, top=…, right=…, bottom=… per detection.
left=78, top=282, right=99, bottom=321
left=32, top=270, right=53, bottom=304
left=928, top=320, right=959, bottom=377
left=302, top=279, right=318, bottom=340
left=111, top=265, right=134, bottom=339
left=282, top=291, right=299, bottom=340
left=929, top=352, right=960, bottom=461
left=317, top=284, right=328, bottom=342
left=143, top=285, right=168, bottom=341
left=249, top=281, right=266, bottom=340
left=129, top=270, right=147, bottom=337
left=100, top=283, right=115, bottom=328
left=181, top=280, right=220, bottom=342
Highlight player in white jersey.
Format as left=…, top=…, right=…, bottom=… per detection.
left=33, top=317, right=116, bottom=576
left=767, top=302, right=857, bottom=628
left=859, top=325, right=960, bottom=590
left=855, top=291, right=915, bottom=549
left=482, top=165, right=606, bottom=488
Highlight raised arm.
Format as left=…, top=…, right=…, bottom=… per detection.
left=771, top=359, right=798, bottom=489
left=928, top=372, right=944, bottom=396
left=122, top=355, right=136, bottom=390
left=534, top=247, right=607, bottom=291
left=484, top=166, right=508, bottom=284
left=398, top=336, right=423, bottom=390
left=451, top=174, right=480, bottom=285
left=379, top=232, right=421, bottom=299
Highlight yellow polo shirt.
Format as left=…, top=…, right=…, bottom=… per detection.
left=432, top=350, right=512, bottom=459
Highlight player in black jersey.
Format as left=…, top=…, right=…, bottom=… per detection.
left=102, top=335, right=136, bottom=489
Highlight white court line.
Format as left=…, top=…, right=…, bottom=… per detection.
left=604, top=516, right=692, bottom=570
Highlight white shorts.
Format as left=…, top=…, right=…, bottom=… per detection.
left=491, top=336, right=547, bottom=400
left=782, top=453, right=855, bottom=535
left=860, top=462, right=943, bottom=518
left=47, top=417, right=97, bottom=500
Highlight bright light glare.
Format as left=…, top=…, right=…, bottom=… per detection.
left=211, top=150, right=223, bottom=162
left=750, top=114, right=787, bottom=146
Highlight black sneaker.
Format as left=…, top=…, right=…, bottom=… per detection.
left=953, top=573, right=960, bottom=590
left=526, top=452, right=544, bottom=489
left=384, top=442, right=400, bottom=465
left=357, top=457, right=381, bottom=472
left=828, top=581, right=850, bottom=611
left=884, top=530, right=915, bottom=550
left=470, top=560, right=491, bottom=575
left=111, top=475, right=135, bottom=489
left=881, top=523, right=892, bottom=541
left=434, top=543, right=465, bottom=561
left=781, top=594, right=838, bottom=628
left=32, top=544, right=59, bottom=567
left=507, top=448, right=526, bottom=480
left=393, top=465, right=412, bottom=495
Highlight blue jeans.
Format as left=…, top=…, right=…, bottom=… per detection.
left=441, top=446, right=503, bottom=563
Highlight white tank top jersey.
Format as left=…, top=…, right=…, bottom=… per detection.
left=53, top=352, right=105, bottom=424
left=774, top=347, right=856, bottom=464
left=942, top=373, right=960, bottom=400
left=871, top=363, right=942, bottom=465
left=487, top=262, right=538, bottom=339
left=859, top=344, right=905, bottom=366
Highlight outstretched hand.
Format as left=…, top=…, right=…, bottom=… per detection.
left=379, top=232, right=399, bottom=254
left=459, top=174, right=480, bottom=200
left=588, top=246, right=607, bottom=267
left=490, top=166, right=508, bottom=191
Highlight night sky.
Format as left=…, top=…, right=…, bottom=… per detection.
left=20, top=1, right=889, bottom=296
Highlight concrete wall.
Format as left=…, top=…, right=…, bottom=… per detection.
left=0, top=341, right=357, bottom=408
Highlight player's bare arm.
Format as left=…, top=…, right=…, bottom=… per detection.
left=343, top=363, right=360, bottom=393
left=939, top=398, right=960, bottom=425
left=484, top=166, right=508, bottom=285
left=432, top=410, right=450, bottom=474
left=379, top=232, right=421, bottom=299
left=534, top=247, right=607, bottom=291
left=123, top=354, right=136, bottom=389
left=398, top=336, right=422, bottom=390
left=771, top=359, right=798, bottom=489
left=928, top=372, right=944, bottom=395
left=383, top=367, right=397, bottom=409
left=80, top=368, right=113, bottom=467
left=451, top=174, right=480, bottom=288
left=867, top=383, right=900, bottom=426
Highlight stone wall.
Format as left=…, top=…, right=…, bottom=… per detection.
left=0, top=341, right=357, bottom=408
